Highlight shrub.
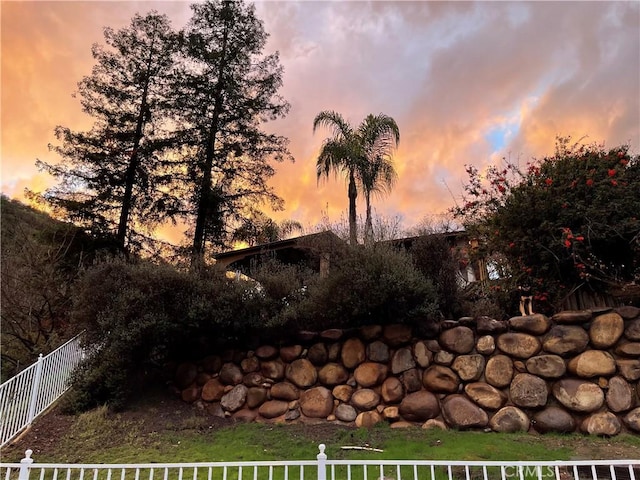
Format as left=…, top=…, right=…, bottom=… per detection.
left=65, top=258, right=265, bottom=411
left=458, top=280, right=514, bottom=320
left=248, top=255, right=316, bottom=334
left=453, top=138, right=640, bottom=309
left=292, top=244, right=438, bottom=331
left=65, top=246, right=438, bottom=410
left=409, top=233, right=464, bottom=319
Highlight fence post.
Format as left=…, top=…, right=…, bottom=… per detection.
left=27, top=355, right=44, bottom=426
left=18, top=450, right=33, bottom=480
left=317, top=444, right=327, bottom=480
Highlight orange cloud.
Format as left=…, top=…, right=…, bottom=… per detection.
left=2, top=1, right=638, bottom=247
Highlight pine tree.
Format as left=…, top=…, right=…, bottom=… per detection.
left=36, top=12, right=179, bottom=252
left=174, top=0, right=291, bottom=261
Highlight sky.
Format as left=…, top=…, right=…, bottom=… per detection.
left=2, top=1, right=639, bottom=244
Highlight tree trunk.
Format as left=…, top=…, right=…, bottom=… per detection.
left=348, top=168, right=358, bottom=246
left=364, top=192, right=372, bottom=245
left=116, top=32, right=159, bottom=252
left=192, top=6, right=230, bottom=263
left=116, top=81, right=149, bottom=251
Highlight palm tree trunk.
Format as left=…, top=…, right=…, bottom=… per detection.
left=348, top=168, right=358, bottom=246
left=364, top=192, right=373, bottom=245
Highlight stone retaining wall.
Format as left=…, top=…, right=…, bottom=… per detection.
left=173, top=306, right=640, bottom=435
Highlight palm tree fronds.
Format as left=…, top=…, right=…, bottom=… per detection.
left=312, top=110, right=400, bottom=246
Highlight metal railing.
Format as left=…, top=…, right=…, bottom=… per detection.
left=0, top=334, right=85, bottom=447
left=2, top=446, right=638, bottom=480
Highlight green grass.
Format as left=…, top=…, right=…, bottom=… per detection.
left=3, top=418, right=639, bottom=480
left=12, top=410, right=638, bottom=465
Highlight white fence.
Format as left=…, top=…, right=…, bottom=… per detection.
left=0, top=334, right=85, bottom=447
left=1, top=446, right=639, bottom=480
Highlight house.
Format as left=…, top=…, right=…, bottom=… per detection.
left=381, top=230, right=483, bottom=287
left=215, top=229, right=482, bottom=288
left=214, top=230, right=346, bottom=277
left=216, top=229, right=636, bottom=311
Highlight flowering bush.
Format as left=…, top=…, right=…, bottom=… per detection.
left=453, top=137, right=640, bottom=310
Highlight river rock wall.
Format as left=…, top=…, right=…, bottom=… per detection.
left=173, top=307, right=640, bottom=436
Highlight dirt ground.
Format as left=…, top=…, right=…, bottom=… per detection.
left=1, top=388, right=344, bottom=461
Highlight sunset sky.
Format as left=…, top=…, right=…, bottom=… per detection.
left=2, top=1, right=639, bottom=244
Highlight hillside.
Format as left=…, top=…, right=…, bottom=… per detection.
left=0, top=196, right=97, bottom=381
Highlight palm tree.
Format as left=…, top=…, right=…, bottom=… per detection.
left=313, top=111, right=361, bottom=246
left=358, top=114, right=399, bottom=244
left=233, top=212, right=303, bottom=246
left=313, top=111, right=399, bottom=246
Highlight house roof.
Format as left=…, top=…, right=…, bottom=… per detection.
left=380, top=230, right=468, bottom=249
left=213, top=230, right=345, bottom=269
left=214, top=229, right=470, bottom=270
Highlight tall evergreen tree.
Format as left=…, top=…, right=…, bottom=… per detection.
left=174, top=0, right=291, bottom=261
left=35, top=12, right=179, bottom=252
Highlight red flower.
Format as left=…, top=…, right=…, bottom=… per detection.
left=617, top=151, right=624, bottom=158
left=608, top=169, right=616, bottom=177
left=575, top=235, right=584, bottom=241
left=509, top=242, right=515, bottom=248
left=545, top=178, right=553, bottom=186
left=611, top=180, right=618, bottom=186
left=586, top=179, right=594, bottom=186
left=564, top=240, right=571, bottom=248
left=497, top=184, right=506, bottom=193
left=620, top=159, right=629, bottom=166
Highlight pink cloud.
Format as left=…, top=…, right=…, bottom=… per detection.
left=2, top=1, right=638, bottom=245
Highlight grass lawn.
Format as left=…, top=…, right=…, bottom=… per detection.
left=2, top=397, right=639, bottom=465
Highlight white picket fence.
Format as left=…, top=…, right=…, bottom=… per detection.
left=1, top=446, right=639, bottom=480
left=0, top=334, right=85, bottom=447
